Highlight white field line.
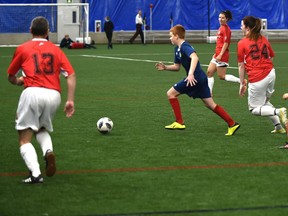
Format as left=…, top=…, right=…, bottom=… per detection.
left=81, top=54, right=238, bottom=69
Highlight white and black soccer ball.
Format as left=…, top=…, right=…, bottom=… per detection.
left=96, top=117, right=113, bottom=134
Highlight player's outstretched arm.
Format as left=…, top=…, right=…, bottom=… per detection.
left=64, top=73, right=76, bottom=117
left=155, top=62, right=180, bottom=71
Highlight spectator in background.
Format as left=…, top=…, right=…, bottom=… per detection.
left=60, top=34, right=73, bottom=48
left=129, top=10, right=144, bottom=44
left=60, top=34, right=96, bottom=49
left=104, top=16, right=114, bottom=49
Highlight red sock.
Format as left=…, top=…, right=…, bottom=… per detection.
left=213, top=105, right=235, bottom=127
left=169, top=98, right=184, bottom=124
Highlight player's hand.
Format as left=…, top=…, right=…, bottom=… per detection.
left=239, top=79, right=247, bottom=97
left=215, top=54, right=222, bottom=62
left=64, top=101, right=75, bottom=118
left=17, top=76, right=24, bottom=86
left=239, top=84, right=247, bottom=97
left=185, top=74, right=197, bottom=86
left=155, top=62, right=166, bottom=70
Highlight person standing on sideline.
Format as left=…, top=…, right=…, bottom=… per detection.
left=7, top=16, right=76, bottom=184
left=207, top=10, right=244, bottom=95
left=237, top=16, right=287, bottom=141
left=104, top=16, right=114, bottom=49
left=129, top=10, right=144, bottom=44
left=155, top=24, right=240, bottom=136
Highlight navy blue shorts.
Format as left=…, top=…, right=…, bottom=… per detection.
left=173, top=78, right=211, bottom=99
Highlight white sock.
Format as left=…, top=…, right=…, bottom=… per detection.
left=225, top=74, right=240, bottom=83
left=36, top=130, right=53, bottom=157
left=208, top=77, right=214, bottom=93
left=20, top=143, right=41, bottom=177
left=268, top=116, right=283, bottom=130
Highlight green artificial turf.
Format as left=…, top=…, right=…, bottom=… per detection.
left=1, top=42, right=288, bottom=216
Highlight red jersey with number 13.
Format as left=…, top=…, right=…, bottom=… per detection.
left=7, top=38, right=74, bottom=92
left=237, top=36, right=274, bottom=83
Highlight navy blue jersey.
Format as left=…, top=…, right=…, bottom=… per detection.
left=174, top=42, right=206, bottom=78
left=173, top=41, right=211, bottom=99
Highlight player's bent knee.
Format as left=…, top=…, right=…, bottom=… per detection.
left=250, top=107, right=261, bottom=116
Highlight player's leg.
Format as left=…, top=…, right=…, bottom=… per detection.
left=249, top=70, right=287, bottom=129
left=35, top=129, right=56, bottom=177
left=264, top=102, right=286, bottom=133
left=19, top=129, right=43, bottom=183
left=16, top=88, right=43, bottom=183
left=206, top=60, right=217, bottom=94
left=217, top=66, right=240, bottom=83
left=165, top=86, right=185, bottom=129
left=36, top=89, right=60, bottom=177
left=202, top=97, right=240, bottom=135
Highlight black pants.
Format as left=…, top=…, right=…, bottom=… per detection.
left=129, top=24, right=144, bottom=44
left=105, top=31, right=113, bottom=48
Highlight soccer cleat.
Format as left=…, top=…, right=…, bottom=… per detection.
left=22, top=174, right=43, bottom=184
left=271, top=128, right=286, bottom=134
left=165, top=122, right=186, bottom=130
left=278, top=107, right=287, bottom=126
left=225, top=122, right=240, bottom=136
left=45, top=149, right=56, bottom=177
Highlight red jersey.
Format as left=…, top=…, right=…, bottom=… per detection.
left=215, top=24, right=231, bottom=59
left=7, top=38, right=74, bottom=92
left=237, top=36, right=274, bottom=83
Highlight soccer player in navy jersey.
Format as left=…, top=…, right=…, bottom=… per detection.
left=155, top=24, right=240, bottom=135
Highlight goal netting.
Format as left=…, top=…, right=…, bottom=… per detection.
left=0, top=3, right=89, bottom=44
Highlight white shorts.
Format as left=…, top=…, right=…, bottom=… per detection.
left=211, top=58, right=229, bottom=67
left=248, top=68, right=275, bottom=110
left=16, top=87, right=61, bottom=132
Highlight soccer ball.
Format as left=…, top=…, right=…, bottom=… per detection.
left=96, top=117, right=113, bottom=134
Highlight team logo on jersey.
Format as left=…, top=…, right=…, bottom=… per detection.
left=176, top=48, right=181, bottom=59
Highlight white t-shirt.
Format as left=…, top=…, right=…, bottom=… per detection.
left=135, top=14, right=143, bottom=25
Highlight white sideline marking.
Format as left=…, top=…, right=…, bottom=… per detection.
left=81, top=54, right=240, bottom=69
left=81, top=54, right=163, bottom=63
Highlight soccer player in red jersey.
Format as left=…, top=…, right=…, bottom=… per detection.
left=155, top=25, right=240, bottom=135
left=207, top=10, right=243, bottom=95
left=237, top=16, right=287, bottom=148
left=7, top=16, right=76, bottom=183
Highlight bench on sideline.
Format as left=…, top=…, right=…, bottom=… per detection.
left=115, top=30, right=288, bottom=44
left=115, top=30, right=209, bottom=44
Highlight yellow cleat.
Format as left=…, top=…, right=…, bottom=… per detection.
left=165, top=122, right=186, bottom=130
left=278, top=107, right=287, bottom=126
left=225, top=122, right=240, bottom=136
left=271, top=128, right=286, bottom=134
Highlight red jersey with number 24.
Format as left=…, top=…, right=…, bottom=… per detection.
left=237, top=36, right=274, bottom=83
left=7, top=38, right=74, bottom=92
